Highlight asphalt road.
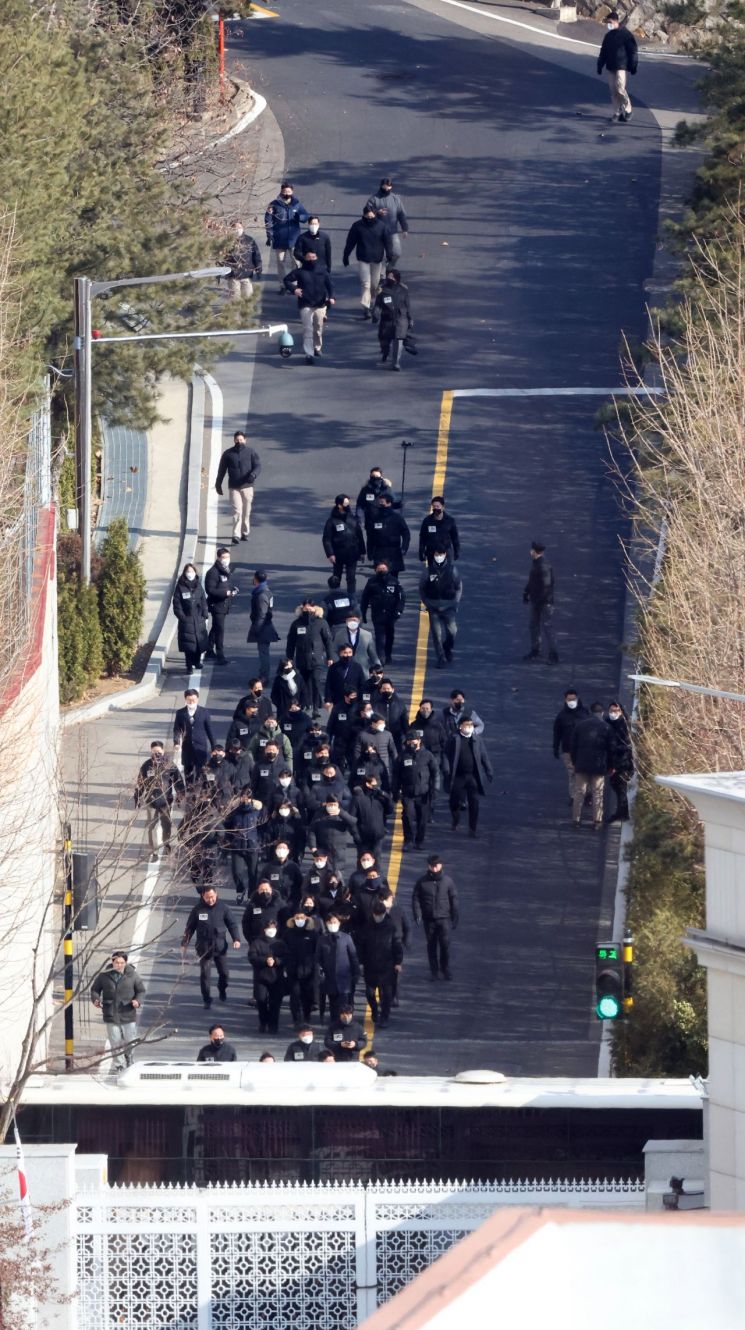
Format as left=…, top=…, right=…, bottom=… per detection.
left=77, top=0, right=681, bottom=1075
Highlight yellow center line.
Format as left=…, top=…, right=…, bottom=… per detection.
left=248, top=2, right=280, bottom=14
left=363, top=390, right=454, bottom=1050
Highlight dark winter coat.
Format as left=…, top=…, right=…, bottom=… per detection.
left=372, top=282, right=412, bottom=339
left=570, top=714, right=614, bottom=776
left=223, top=801, right=262, bottom=852
left=172, top=574, right=209, bottom=655
left=173, top=704, right=215, bottom=757
left=324, top=1015, right=366, bottom=1059
left=284, top=1039, right=318, bottom=1063
left=553, top=701, right=589, bottom=757
left=232, top=691, right=274, bottom=725
left=359, top=916, right=403, bottom=982
left=597, top=25, right=638, bottom=73
left=343, top=216, right=393, bottom=265
left=325, top=657, right=366, bottom=706
left=205, top=562, right=238, bottom=616
left=197, top=1039, right=238, bottom=1062
left=215, top=442, right=261, bottom=493
left=349, top=785, right=394, bottom=842
left=309, top=809, right=360, bottom=860
left=608, top=714, right=634, bottom=775
left=182, top=897, right=239, bottom=955
left=376, top=692, right=409, bottom=749
left=444, top=733, right=493, bottom=794
left=412, top=871, right=459, bottom=924
left=264, top=193, right=309, bottom=250
left=135, top=756, right=185, bottom=810
left=242, top=888, right=283, bottom=940
left=284, top=916, right=320, bottom=980
left=361, top=570, right=405, bottom=623
left=286, top=610, right=333, bottom=671
left=418, top=511, right=460, bottom=564
left=316, top=930, right=359, bottom=995
left=442, top=704, right=485, bottom=739
left=248, top=935, right=287, bottom=986
left=365, top=190, right=409, bottom=234
left=224, top=232, right=262, bottom=279
left=271, top=669, right=308, bottom=723
left=412, top=710, right=448, bottom=767
left=257, top=854, right=303, bottom=902
left=284, top=262, right=334, bottom=308
left=393, top=748, right=437, bottom=800
left=90, top=963, right=145, bottom=1022
left=294, top=227, right=332, bottom=271
left=322, top=508, right=366, bottom=561
left=419, top=561, right=462, bottom=609
left=226, top=713, right=263, bottom=752
left=352, top=725, right=397, bottom=777
left=348, top=749, right=391, bottom=794
left=323, top=589, right=361, bottom=627
left=355, top=476, right=396, bottom=530
left=280, top=708, right=313, bottom=753
left=248, top=580, right=280, bottom=644
left=366, top=509, right=410, bottom=573
left=524, top=556, right=554, bottom=607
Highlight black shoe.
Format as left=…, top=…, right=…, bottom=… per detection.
left=392, top=996, right=400, bottom=1008
left=523, top=650, right=540, bottom=661
left=193, top=661, right=203, bottom=671
left=259, top=1022, right=268, bottom=1033
left=435, top=657, right=446, bottom=668
left=468, top=829, right=478, bottom=839
left=305, top=355, right=315, bottom=365
left=216, top=656, right=230, bottom=666
left=402, top=841, right=413, bottom=852
left=442, top=970, right=453, bottom=981
left=377, top=1017, right=389, bottom=1028
left=548, top=650, right=560, bottom=664
left=392, top=364, right=401, bottom=371
left=444, top=647, right=453, bottom=662
left=203, top=998, right=212, bottom=1009
left=314, top=350, right=323, bottom=358
left=429, top=972, right=439, bottom=981
left=240, top=534, right=248, bottom=541
left=414, top=841, right=424, bottom=851
left=218, top=989, right=227, bottom=1002
left=359, top=309, right=372, bottom=320
left=205, top=648, right=216, bottom=659
left=231, top=537, right=240, bottom=545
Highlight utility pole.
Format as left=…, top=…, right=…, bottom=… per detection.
left=73, top=276, right=92, bottom=589
left=63, top=824, right=75, bottom=1071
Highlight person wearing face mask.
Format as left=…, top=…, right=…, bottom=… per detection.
left=365, top=177, right=409, bottom=260
left=322, top=496, right=366, bottom=594
left=172, top=563, right=209, bottom=673
left=204, top=547, right=239, bottom=666
left=349, top=774, right=394, bottom=858
left=173, top=689, right=216, bottom=784
left=323, top=585, right=361, bottom=630
left=265, top=765, right=301, bottom=811
left=365, top=495, right=410, bottom=577
left=324, top=1003, right=366, bottom=1060
left=597, top=10, right=638, bottom=123
left=317, top=877, right=355, bottom=929
left=284, top=909, right=320, bottom=1023
left=242, top=878, right=283, bottom=942
left=342, top=205, right=394, bottom=319
left=332, top=610, right=380, bottom=672
left=248, top=742, right=287, bottom=809
left=271, top=657, right=308, bottom=723
left=222, top=220, right=262, bottom=300
left=264, top=802, right=306, bottom=863
left=413, top=701, right=448, bottom=819
left=309, top=796, right=360, bottom=879
left=316, top=914, right=359, bottom=1019
left=412, top=855, right=459, bottom=981
left=326, top=687, right=360, bottom=774
left=134, top=740, right=185, bottom=861
left=302, top=849, right=336, bottom=900
left=264, top=180, right=309, bottom=289
left=181, top=886, right=241, bottom=1009
left=248, top=569, right=280, bottom=685
left=444, top=716, right=493, bottom=837
left=570, top=702, right=614, bottom=830
left=248, top=920, right=288, bottom=1034
left=286, top=597, right=334, bottom=712
left=294, top=215, right=332, bottom=271
left=393, top=732, right=438, bottom=851
left=233, top=678, right=274, bottom=726
left=360, top=561, right=406, bottom=666
left=215, top=430, right=261, bottom=546
left=325, top=645, right=366, bottom=710
left=226, top=699, right=263, bottom=756
left=376, top=679, right=409, bottom=753
left=418, top=497, right=461, bottom=567
left=248, top=715, right=293, bottom=768
left=284, top=251, right=335, bottom=364
left=348, top=854, right=389, bottom=903
left=523, top=540, right=559, bottom=664
left=257, top=840, right=303, bottom=904
left=380, top=888, right=410, bottom=1007
left=359, top=902, right=403, bottom=1028
left=419, top=548, right=463, bottom=668
left=372, top=269, right=413, bottom=372
left=198, top=743, right=235, bottom=811
left=281, top=698, right=313, bottom=755
left=303, top=762, right=353, bottom=823
left=284, top=1023, right=318, bottom=1062
left=552, top=688, right=589, bottom=804
left=355, top=467, right=397, bottom=539
left=197, top=1024, right=238, bottom=1062
left=352, top=714, right=397, bottom=783
left=222, top=785, right=263, bottom=903
left=442, top=690, right=485, bottom=740
left=606, top=700, right=633, bottom=823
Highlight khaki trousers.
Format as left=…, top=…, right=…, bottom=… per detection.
left=573, top=773, right=605, bottom=826
left=146, top=805, right=171, bottom=852
left=560, top=751, right=576, bottom=800
left=230, top=485, right=254, bottom=539
left=358, top=260, right=382, bottom=309
left=228, top=276, right=253, bottom=300
left=300, top=305, right=327, bottom=356
left=607, top=69, right=631, bottom=116
left=275, top=249, right=299, bottom=283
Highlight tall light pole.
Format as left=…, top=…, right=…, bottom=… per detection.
left=73, top=267, right=289, bottom=583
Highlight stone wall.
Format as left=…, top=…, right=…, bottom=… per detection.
left=578, top=0, right=722, bottom=48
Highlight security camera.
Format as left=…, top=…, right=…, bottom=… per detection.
left=278, top=330, right=294, bottom=359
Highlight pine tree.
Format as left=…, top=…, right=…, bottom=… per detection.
left=98, top=518, right=146, bottom=675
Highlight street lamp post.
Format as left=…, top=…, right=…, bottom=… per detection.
left=73, top=267, right=287, bottom=584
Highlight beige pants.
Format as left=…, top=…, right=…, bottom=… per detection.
left=275, top=249, right=299, bottom=283
left=607, top=69, right=631, bottom=117
left=358, top=260, right=382, bottom=309
left=573, top=773, right=605, bottom=826
left=230, top=486, right=254, bottom=539
left=561, top=751, right=576, bottom=800
left=228, top=276, right=253, bottom=300
left=300, top=305, right=327, bottom=357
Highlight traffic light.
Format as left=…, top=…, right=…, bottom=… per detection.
left=595, top=942, right=624, bottom=1020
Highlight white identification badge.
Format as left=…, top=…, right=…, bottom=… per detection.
left=294, top=1051, right=303, bottom=1060
left=374, top=523, right=382, bottom=530
left=297, top=626, right=306, bottom=635
left=239, top=727, right=247, bottom=735
left=304, top=751, right=312, bottom=761
left=253, top=908, right=261, bottom=915
left=365, top=494, right=374, bottom=502
left=259, top=768, right=269, bottom=777
left=198, top=912, right=209, bottom=921
left=336, top=523, right=345, bottom=532
left=338, top=713, right=346, bottom=722
left=220, top=575, right=228, bottom=582
left=404, top=759, right=413, bottom=767
left=312, top=773, right=321, bottom=782
left=333, top=1031, right=342, bottom=1041
left=336, top=597, right=350, bottom=607
left=181, top=591, right=191, bottom=600
left=428, top=525, right=436, bottom=533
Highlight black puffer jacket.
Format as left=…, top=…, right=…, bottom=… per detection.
left=570, top=715, right=614, bottom=776
left=172, top=574, right=209, bottom=655
left=343, top=216, right=393, bottom=265
left=552, top=701, right=589, bottom=757
left=323, top=508, right=366, bottom=560
left=286, top=609, right=333, bottom=670
left=372, top=282, right=412, bottom=339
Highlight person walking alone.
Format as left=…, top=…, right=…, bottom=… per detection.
left=247, top=569, right=280, bottom=684
left=419, top=549, right=462, bottom=668
left=215, top=431, right=261, bottom=545
left=182, top=887, right=241, bottom=1008
left=342, top=205, right=394, bottom=320
left=372, top=269, right=413, bottom=371
left=223, top=221, right=262, bottom=300
left=172, top=563, right=209, bottom=673
left=91, top=951, right=145, bottom=1071
left=597, top=11, right=638, bottom=123
left=523, top=540, right=558, bottom=664
left=412, top=856, right=459, bottom=981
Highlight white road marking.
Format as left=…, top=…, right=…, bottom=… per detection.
left=426, top=0, right=690, bottom=58
left=167, top=94, right=268, bottom=169
left=450, top=386, right=664, bottom=397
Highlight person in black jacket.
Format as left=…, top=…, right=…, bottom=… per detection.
left=361, top=562, right=405, bottom=666
left=322, top=496, right=366, bottom=594
left=359, top=903, right=403, bottom=1027
left=355, top=467, right=396, bottom=538
left=181, top=887, right=241, bottom=1007
left=264, top=181, right=309, bottom=287
left=247, top=569, right=280, bottom=684
left=91, top=951, right=145, bottom=1070
left=134, top=741, right=185, bottom=860
left=597, top=11, right=638, bottom=123
left=284, top=1024, right=318, bottom=1062
left=342, top=205, right=394, bottom=319
left=413, top=700, right=447, bottom=820
left=215, top=431, right=261, bottom=545
left=271, top=658, right=308, bottom=724
left=248, top=920, right=288, bottom=1033
left=294, top=216, right=332, bottom=271
left=325, top=645, right=365, bottom=708
left=286, top=599, right=334, bottom=711
left=523, top=540, right=558, bottom=664
left=172, top=563, right=209, bottom=673
left=204, top=547, right=239, bottom=665
left=394, top=732, right=438, bottom=851
left=316, top=917, right=359, bottom=1019
left=223, top=221, right=262, bottom=300
left=324, top=1005, right=366, bottom=1060
left=309, top=797, right=360, bottom=879
left=444, top=716, right=493, bottom=837
left=419, top=550, right=462, bottom=668
left=365, top=177, right=409, bottom=259
left=366, top=494, right=410, bottom=575
left=570, top=702, right=614, bottom=830
left=284, top=254, right=335, bottom=364
left=349, top=775, right=394, bottom=857
left=552, top=688, right=589, bottom=804
left=196, top=1024, right=238, bottom=1062
left=412, top=856, right=459, bottom=980
left=242, top=879, right=283, bottom=942
left=606, top=700, right=633, bottom=822
left=173, top=689, right=215, bottom=783
left=419, top=498, right=460, bottom=566
left=223, top=785, right=264, bottom=903
left=376, top=679, right=409, bottom=752
left=372, top=270, right=412, bottom=371
left=284, top=909, right=320, bottom=1023
left=232, top=677, right=275, bottom=726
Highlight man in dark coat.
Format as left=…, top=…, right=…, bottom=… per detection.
left=172, top=563, right=209, bottom=673
left=309, top=797, right=360, bottom=879
left=247, top=569, right=280, bottom=684
left=248, top=920, right=288, bottom=1033
left=359, top=903, right=403, bottom=1027
left=204, top=547, right=239, bottom=665
left=418, top=498, right=461, bottom=566
left=215, top=430, right=261, bottom=545
left=365, top=176, right=409, bottom=259
left=444, top=715, right=493, bottom=837
left=355, top=467, right=396, bottom=540
left=181, top=887, right=241, bottom=1008
left=349, top=775, right=394, bottom=858
left=286, top=598, right=334, bottom=712
left=523, top=539, right=558, bottom=664
left=264, top=180, right=309, bottom=287
left=570, top=702, right=614, bottom=829
left=284, top=908, right=320, bottom=1023
left=284, top=1024, right=319, bottom=1062
left=322, top=495, right=366, bottom=594
left=294, top=215, right=332, bottom=271
left=420, top=550, right=462, bottom=668
left=552, top=688, right=589, bottom=804
left=242, top=879, right=283, bottom=942
left=223, top=221, right=262, bottom=300
left=223, top=785, right=263, bottom=903
left=284, top=253, right=335, bottom=364
left=376, top=679, right=409, bottom=752
left=324, top=1004, right=366, bottom=1060
left=412, top=700, right=447, bottom=820
left=606, top=701, right=634, bottom=823
left=372, top=269, right=413, bottom=371
left=366, top=494, right=410, bottom=574
left=393, top=732, right=438, bottom=851
left=597, top=11, right=638, bottom=122
left=173, top=688, right=215, bottom=783
left=134, top=740, right=185, bottom=860
left=324, top=645, right=365, bottom=708
left=196, top=1024, right=238, bottom=1062
left=91, top=951, right=145, bottom=1070
left=361, top=562, right=405, bottom=665
left=316, top=919, right=359, bottom=1019
left=412, top=855, right=459, bottom=981
left=342, top=204, right=394, bottom=318
left=232, top=678, right=274, bottom=726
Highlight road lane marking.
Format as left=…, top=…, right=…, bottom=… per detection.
left=450, top=386, right=664, bottom=397
left=424, top=0, right=690, bottom=59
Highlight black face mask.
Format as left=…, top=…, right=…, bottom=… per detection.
left=211, top=1038, right=224, bottom=1048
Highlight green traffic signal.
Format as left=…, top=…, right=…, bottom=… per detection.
left=596, top=993, right=622, bottom=1020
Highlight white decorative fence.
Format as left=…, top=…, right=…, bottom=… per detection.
left=77, top=1177, right=645, bottom=1329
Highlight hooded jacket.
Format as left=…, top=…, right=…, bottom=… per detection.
left=264, top=193, right=309, bottom=250
left=172, top=573, right=209, bottom=655
left=343, top=215, right=393, bottom=265
left=248, top=723, right=293, bottom=768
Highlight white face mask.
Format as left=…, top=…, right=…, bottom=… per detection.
left=609, top=711, right=622, bottom=721
left=279, top=777, right=291, bottom=787
left=299, top=1033, right=313, bottom=1044
left=607, top=20, right=615, bottom=27
left=327, top=923, right=340, bottom=934
left=348, top=620, right=360, bottom=631
left=566, top=700, right=578, bottom=710
left=219, top=558, right=230, bottom=570
left=314, top=859, right=327, bottom=869
left=185, top=570, right=196, bottom=581
left=295, top=918, right=307, bottom=928
left=279, top=808, right=291, bottom=819
left=276, top=848, right=290, bottom=858
left=186, top=703, right=197, bottom=715
left=309, top=224, right=319, bottom=235
left=265, top=929, right=277, bottom=939
left=461, top=727, right=474, bottom=738
left=434, top=555, right=446, bottom=565
left=361, top=860, right=374, bottom=871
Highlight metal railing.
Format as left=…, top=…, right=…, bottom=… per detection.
left=0, top=379, right=52, bottom=689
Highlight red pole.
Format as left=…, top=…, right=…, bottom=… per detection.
left=218, top=15, right=226, bottom=103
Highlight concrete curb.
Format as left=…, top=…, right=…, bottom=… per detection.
left=166, top=83, right=267, bottom=169
left=62, top=373, right=206, bottom=728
